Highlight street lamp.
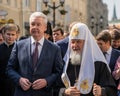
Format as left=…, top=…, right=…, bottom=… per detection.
left=43, top=0, right=65, bottom=28
left=90, top=16, right=103, bottom=36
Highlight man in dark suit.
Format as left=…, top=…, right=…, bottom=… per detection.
left=96, top=30, right=120, bottom=72
left=96, top=30, right=120, bottom=89
left=6, top=12, right=63, bottom=96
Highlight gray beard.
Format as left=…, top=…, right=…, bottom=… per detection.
left=70, top=50, right=81, bottom=65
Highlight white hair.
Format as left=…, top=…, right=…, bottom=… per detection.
left=29, top=12, right=48, bottom=25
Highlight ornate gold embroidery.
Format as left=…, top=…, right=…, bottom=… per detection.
left=80, top=79, right=89, bottom=90
left=71, top=26, right=79, bottom=37
left=64, top=79, right=69, bottom=88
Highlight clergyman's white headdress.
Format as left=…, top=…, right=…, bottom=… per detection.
left=62, top=23, right=107, bottom=94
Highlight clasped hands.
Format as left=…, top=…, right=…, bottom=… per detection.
left=64, top=83, right=102, bottom=96
left=19, top=77, right=47, bottom=91
left=64, top=86, right=80, bottom=96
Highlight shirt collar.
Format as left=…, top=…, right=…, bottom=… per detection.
left=31, top=36, right=44, bottom=46
left=107, top=46, right=112, bottom=55
left=4, top=41, right=15, bottom=47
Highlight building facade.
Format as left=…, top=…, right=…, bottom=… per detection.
left=87, top=0, right=108, bottom=35
left=0, top=0, right=108, bottom=36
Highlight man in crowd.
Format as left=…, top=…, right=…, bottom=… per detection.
left=6, top=12, right=63, bottom=96
left=59, top=22, right=117, bottom=96
left=52, top=27, right=64, bottom=43
left=110, top=29, right=120, bottom=50
left=96, top=30, right=120, bottom=96
left=0, top=24, right=18, bottom=96
left=96, top=30, right=120, bottom=72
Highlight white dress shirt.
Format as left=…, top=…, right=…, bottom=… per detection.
left=31, top=36, right=44, bottom=58
left=105, top=46, right=112, bottom=65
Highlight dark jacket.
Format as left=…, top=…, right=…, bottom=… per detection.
left=6, top=38, right=63, bottom=96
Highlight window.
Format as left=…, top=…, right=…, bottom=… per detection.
left=24, top=0, right=30, bottom=7
left=36, top=0, right=41, bottom=11
left=25, top=0, right=30, bottom=7
left=14, top=0, right=17, bottom=7
left=7, top=0, right=10, bottom=5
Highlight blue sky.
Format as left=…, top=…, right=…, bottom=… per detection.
left=103, top=0, right=120, bottom=21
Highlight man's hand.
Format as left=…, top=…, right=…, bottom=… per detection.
left=19, top=77, right=32, bottom=91
left=115, top=69, right=120, bottom=79
left=32, top=79, right=47, bottom=90
left=64, top=86, right=80, bottom=96
left=93, top=83, right=102, bottom=96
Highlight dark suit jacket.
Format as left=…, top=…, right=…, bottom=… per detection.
left=109, top=48, right=120, bottom=72
left=109, top=48, right=120, bottom=86
left=6, top=38, right=63, bottom=96
left=0, top=43, right=15, bottom=96
left=56, top=37, right=69, bottom=58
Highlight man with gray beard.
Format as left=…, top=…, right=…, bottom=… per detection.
left=59, top=22, right=117, bottom=96
left=70, top=50, right=81, bottom=65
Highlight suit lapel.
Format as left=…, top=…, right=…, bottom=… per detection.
left=109, top=49, right=116, bottom=64
left=34, top=39, right=48, bottom=71
left=109, top=49, right=114, bottom=66
left=109, top=49, right=118, bottom=71
left=25, top=38, right=33, bottom=70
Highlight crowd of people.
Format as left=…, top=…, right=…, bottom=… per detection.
left=0, top=11, right=120, bottom=96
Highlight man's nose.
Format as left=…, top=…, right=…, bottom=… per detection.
left=74, top=42, right=78, bottom=46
